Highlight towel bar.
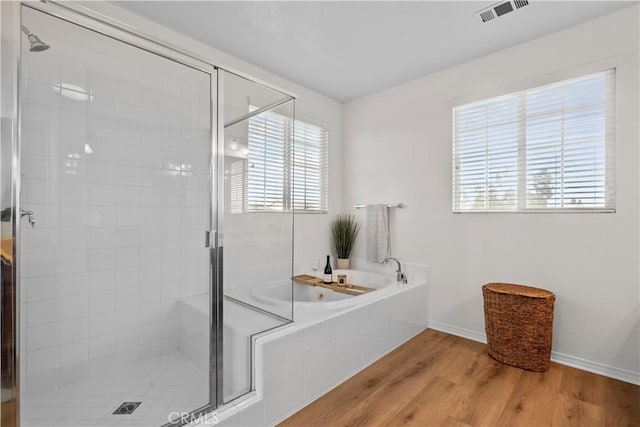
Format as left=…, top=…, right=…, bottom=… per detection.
left=354, top=203, right=405, bottom=209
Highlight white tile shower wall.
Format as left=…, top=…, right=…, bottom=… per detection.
left=81, top=0, right=345, bottom=301
left=20, top=7, right=211, bottom=395
left=223, top=213, right=293, bottom=310
left=220, top=282, right=429, bottom=427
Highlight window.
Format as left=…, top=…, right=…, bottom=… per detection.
left=291, top=120, right=329, bottom=211
left=246, top=109, right=328, bottom=212
left=452, top=70, right=615, bottom=212
left=247, top=109, right=289, bottom=211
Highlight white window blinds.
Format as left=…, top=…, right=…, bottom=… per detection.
left=248, top=110, right=289, bottom=211
left=247, top=109, right=329, bottom=212
left=452, top=70, right=615, bottom=213
left=229, top=158, right=247, bottom=214
left=292, top=120, right=329, bottom=211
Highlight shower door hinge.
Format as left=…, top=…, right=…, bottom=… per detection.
left=205, top=231, right=216, bottom=248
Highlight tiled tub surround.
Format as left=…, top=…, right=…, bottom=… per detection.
left=20, top=6, right=211, bottom=423
left=216, top=263, right=429, bottom=427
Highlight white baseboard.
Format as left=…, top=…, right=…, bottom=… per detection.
left=550, top=351, right=640, bottom=385
left=429, top=320, right=487, bottom=344
left=428, top=320, right=640, bottom=386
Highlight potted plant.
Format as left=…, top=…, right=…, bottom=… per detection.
left=330, top=214, right=361, bottom=269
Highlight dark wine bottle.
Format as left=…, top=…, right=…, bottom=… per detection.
left=323, top=255, right=332, bottom=284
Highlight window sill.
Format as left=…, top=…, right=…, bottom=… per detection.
left=233, top=210, right=328, bottom=215
left=452, top=208, right=616, bottom=214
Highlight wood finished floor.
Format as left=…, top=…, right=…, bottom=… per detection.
left=280, top=329, right=639, bottom=427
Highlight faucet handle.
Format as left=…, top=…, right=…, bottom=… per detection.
left=21, top=209, right=36, bottom=228
left=398, top=271, right=408, bottom=285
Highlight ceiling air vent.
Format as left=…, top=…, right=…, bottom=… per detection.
left=476, top=0, right=530, bottom=23
left=479, top=10, right=495, bottom=23
left=514, top=0, right=529, bottom=9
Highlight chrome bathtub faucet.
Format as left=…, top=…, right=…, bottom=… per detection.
left=380, top=257, right=408, bottom=284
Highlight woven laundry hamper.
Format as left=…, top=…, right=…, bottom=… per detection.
left=482, top=283, right=555, bottom=372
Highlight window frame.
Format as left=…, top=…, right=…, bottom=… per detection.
left=452, top=68, right=616, bottom=214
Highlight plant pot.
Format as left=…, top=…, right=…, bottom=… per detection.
left=336, top=258, right=350, bottom=269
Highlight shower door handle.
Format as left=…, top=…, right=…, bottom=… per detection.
left=21, top=209, right=36, bottom=228
left=205, top=230, right=216, bottom=248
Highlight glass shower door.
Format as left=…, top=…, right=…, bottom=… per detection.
left=18, top=6, right=215, bottom=426
left=220, top=70, right=295, bottom=402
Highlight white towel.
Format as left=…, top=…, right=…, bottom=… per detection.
left=366, top=204, right=390, bottom=263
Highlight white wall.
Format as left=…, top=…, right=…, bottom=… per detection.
left=343, top=6, right=639, bottom=382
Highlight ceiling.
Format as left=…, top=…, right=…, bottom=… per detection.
left=119, top=1, right=636, bottom=102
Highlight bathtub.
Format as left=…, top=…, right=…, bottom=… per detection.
left=251, top=269, right=396, bottom=311
left=215, top=263, right=430, bottom=427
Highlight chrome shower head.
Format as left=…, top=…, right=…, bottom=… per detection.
left=27, top=33, right=50, bottom=52
left=21, top=25, right=50, bottom=52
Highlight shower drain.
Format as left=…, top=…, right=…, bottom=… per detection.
left=113, top=402, right=142, bottom=415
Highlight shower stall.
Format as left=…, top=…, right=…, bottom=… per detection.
left=1, top=2, right=294, bottom=426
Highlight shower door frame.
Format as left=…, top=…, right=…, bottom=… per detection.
left=0, top=0, right=281, bottom=425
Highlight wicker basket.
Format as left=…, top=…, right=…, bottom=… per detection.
left=482, top=283, right=555, bottom=372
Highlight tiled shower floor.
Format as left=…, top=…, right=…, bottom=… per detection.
left=21, top=300, right=288, bottom=427
left=21, top=351, right=208, bottom=427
